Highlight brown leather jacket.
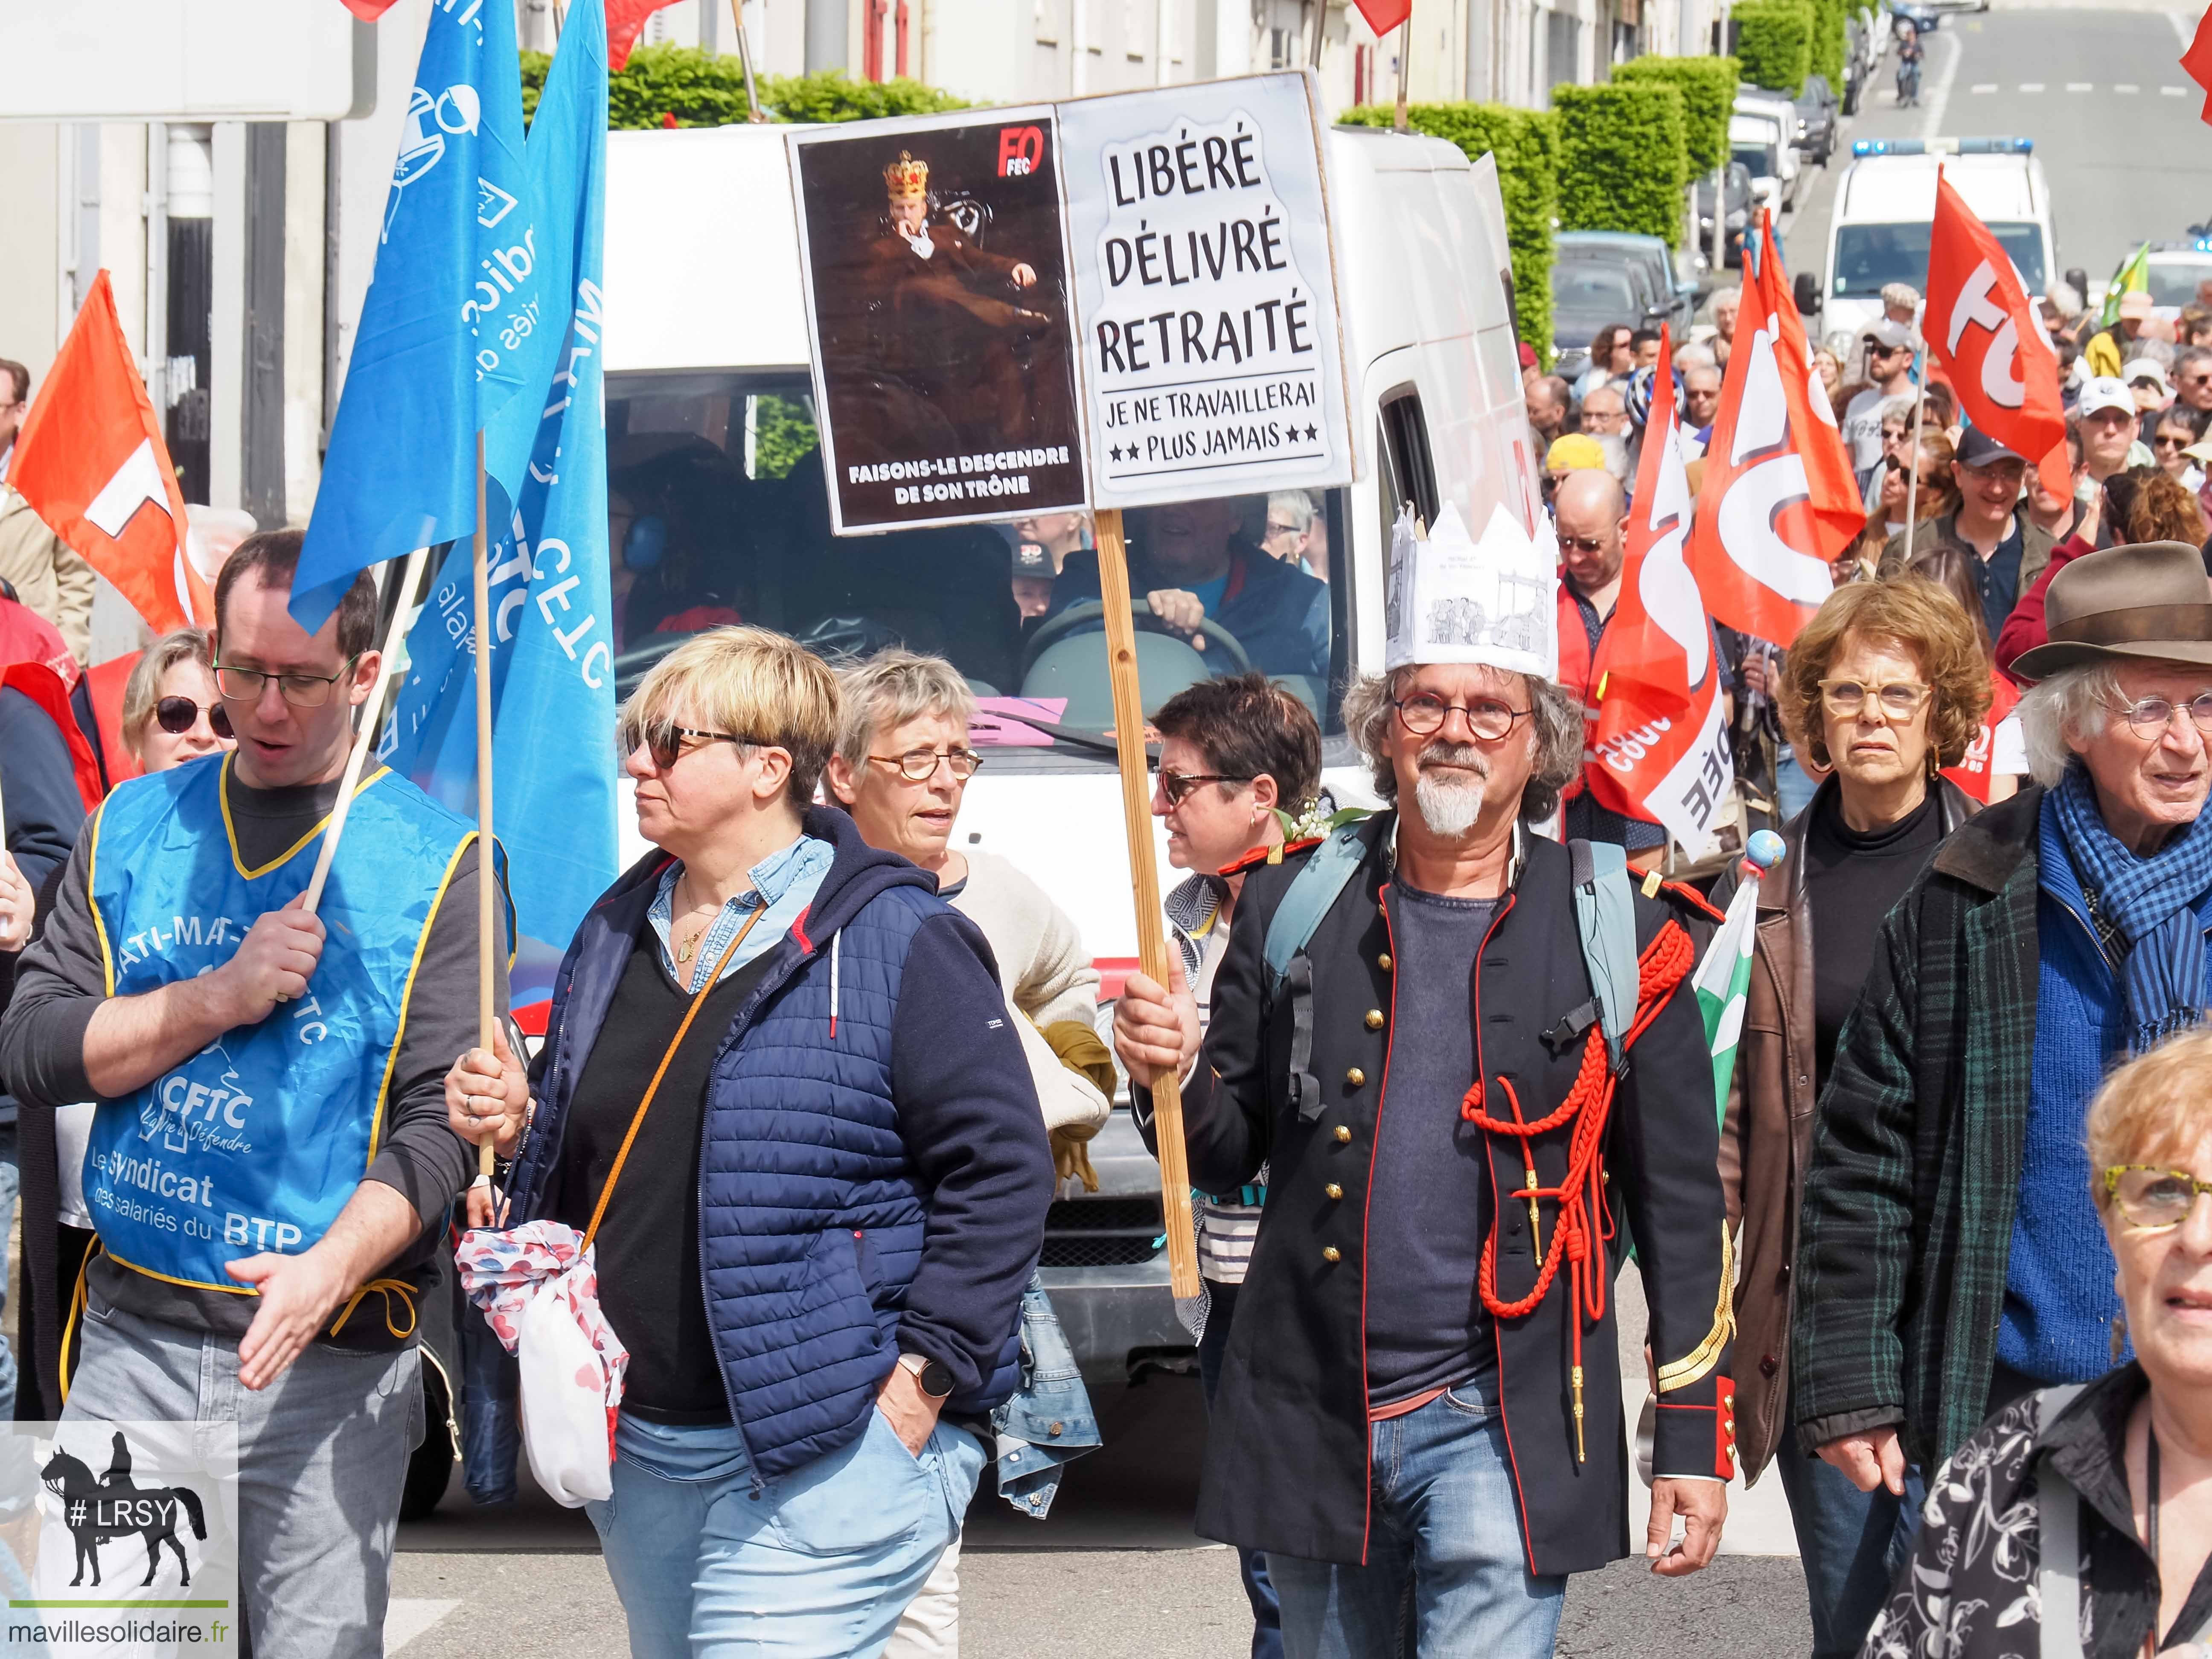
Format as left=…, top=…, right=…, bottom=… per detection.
left=1718, top=775, right=1977, bottom=1481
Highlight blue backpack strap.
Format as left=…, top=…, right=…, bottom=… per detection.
left=1569, top=839, right=1641, bottom=1076
left=1262, top=823, right=1370, bottom=1123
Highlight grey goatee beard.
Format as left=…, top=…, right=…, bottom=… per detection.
left=1411, top=742, right=1490, bottom=840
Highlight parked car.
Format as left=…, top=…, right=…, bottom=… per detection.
left=1554, top=230, right=1697, bottom=337
left=1795, top=74, right=1841, bottom=163
left=1731, top=111, right=1800, bottom=215
left=1695, top=162, right=1755, bottom=270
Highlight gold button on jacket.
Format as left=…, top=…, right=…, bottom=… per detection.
left=1345, top=1067, right=1365, bottom=1087
left=1325, top=1183, right=1343, bottom=1199
left=1322, top=1246, right=1342, bottom=1263
left=1334, top=1125, right=1352, bottom=1143
left=1363, top=1009, right=1384, bottom=1030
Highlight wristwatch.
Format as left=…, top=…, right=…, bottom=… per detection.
left=898, top=1352, right=955, bottom=1400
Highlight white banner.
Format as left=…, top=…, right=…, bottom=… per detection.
left=1058, top=72, right=1355, bottom=510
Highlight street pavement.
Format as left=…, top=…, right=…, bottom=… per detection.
left=378, top=12, right=2211, bottom=1651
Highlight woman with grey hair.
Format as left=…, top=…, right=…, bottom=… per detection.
left=1794, top=541, right=2212, bottom=1560
left=825, top=648, right=1109, bottom=1659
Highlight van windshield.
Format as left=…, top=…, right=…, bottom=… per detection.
left=2148, top=258, right=2212, bottom=307
left=1832, top=221, right=2045, bottom=297
left=1731, top=143, right=1775, bottom=178
left=606, top=371, right=1348, bottom=753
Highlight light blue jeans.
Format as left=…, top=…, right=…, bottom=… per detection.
left=1269, top=1390, right=1566, bottom=1659
left=588, top=1408, right=987, bottom=1659
left=66, top=1292, right=423, bottom=1658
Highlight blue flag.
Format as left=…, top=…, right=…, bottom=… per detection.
left=380, top=0, right=615, bottom=1013
left=294, top=0, right=555, bottom=633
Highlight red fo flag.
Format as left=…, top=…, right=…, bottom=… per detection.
left=8, top=272, right=213, bottom=637
left=2184, top=4, right=2212, bottom=125
left=1685, top=212, right=1861, bottom=649
left=1586, top=328, right=1735, bottom=859
left=1925, top=170, right=2066, bottom=466
left=1353, top=0, right=1414, bottom=36
left=607, top=0, right=684, bottom=70
left=335, top=0, right=404, bottom=19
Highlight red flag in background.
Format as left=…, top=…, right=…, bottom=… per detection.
left=336, top=0, right=404, bottom=19
left=2183, top=4, right=2212, bottom=125
left=1586, top=327, right=1735, bottom=858
left=1925, top=170, right=2067, bottom=464
left=8, top=272, right=213, bottom=637
left=1353, top=0, right=1414, bottom=35
left=1685, top=212, right=1862, bottom=648
left=607, top=0, right=684, bottom=70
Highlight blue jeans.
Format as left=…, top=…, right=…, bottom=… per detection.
left=1772, top=1438, right=1925, bottom=1659
left=588, top=1409, right=986, bottom=1659
left=1199, top=1279, right=1284, bottom=1659
left=1269, top=1390, right=1565, bottom=1659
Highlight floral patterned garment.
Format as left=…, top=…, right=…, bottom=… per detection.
left=1861, top=1363, right=2212, bottom=1659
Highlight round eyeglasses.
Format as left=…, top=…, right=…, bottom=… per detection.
left=1391, top=694, right=1529, bottom=742
left=871, top=748, right=983, bottom=783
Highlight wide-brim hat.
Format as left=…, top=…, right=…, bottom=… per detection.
left=2010, top=541, right=2212, bottom=681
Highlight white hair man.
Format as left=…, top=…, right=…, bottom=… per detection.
left=1113, top=508, right=1735, bottom=1656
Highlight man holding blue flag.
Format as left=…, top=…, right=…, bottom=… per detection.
left=383, top=0, right=617, bottom=1015
left=0, top=534, right=512, bottom=1656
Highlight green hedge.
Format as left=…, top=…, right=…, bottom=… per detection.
left=1809, top=0, right=1847, bottom=88
left=1340, top=102, right=1560, bottom=361
left=1732, top=0, right=1814, bottom=97
left=1614, top=55, right=1739, bottom=174
left=1552, top=82, right=1688, bottom=250
left=519, top=47, right=968, bottom=128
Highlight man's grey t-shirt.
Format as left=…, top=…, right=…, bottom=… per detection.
left=1365, top=884, right=1500, bottom=1409
left=0, top=768, right=506, bottom=1347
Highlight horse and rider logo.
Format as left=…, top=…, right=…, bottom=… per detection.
left=38, top=1430, right=209, bottom=1588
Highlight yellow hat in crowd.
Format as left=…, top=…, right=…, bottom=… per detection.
left=1545, top=434, right=1607, bottom=473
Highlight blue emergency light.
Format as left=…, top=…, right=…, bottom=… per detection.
left=1851, top=137, right=2032, bottom=157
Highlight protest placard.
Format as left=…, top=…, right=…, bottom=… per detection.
left=1058, top=73, right=1354, bottom=509
left=788, top=108, right=1089, bottom=533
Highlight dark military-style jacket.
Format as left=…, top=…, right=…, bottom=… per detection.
left=1143, top=813, right=1735, bottom=1575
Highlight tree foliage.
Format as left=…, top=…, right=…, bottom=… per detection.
left=1552, top=82, right=1688, bottom=250
left=1339, top=102, right=1561, bottom=361
left=519, top=47, right=967, bottom=129
left=1809, top=0, right=1848, bottom=89
left=1614, top=55, right=1740, bottom=175
left=1732, top=0, right=1815, bottom=97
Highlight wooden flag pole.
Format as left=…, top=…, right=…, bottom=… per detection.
left=301, top=544, right=433, bottom=914
left=1393, top=20, right=1411, bottom=131
left=474, top=431, right=498, bottom=1184
left=1093, top=508, right=1200, bottom=1301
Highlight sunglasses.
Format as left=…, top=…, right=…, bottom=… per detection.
left=620, top=718, right=763, bottom=770
left=154, top=697, right=233, bottom=739
left=1157, top=769, right=1251, bottom=806
left=1557, top=534, right=1610, bottom=554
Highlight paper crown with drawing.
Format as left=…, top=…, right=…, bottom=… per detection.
left=1382, top=501, right=1559, bottom=680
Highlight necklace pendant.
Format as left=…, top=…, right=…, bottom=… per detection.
left=676, top=934, right=696, bottom=964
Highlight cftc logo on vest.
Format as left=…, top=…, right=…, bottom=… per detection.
left=0, top=1419, right=238, bottom=1657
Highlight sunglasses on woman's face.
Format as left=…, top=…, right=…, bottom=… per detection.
left=155, top=697, right=233, bottom=739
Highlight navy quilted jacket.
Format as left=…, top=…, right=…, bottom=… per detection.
left=506, top=807, right=1054, bottom=1482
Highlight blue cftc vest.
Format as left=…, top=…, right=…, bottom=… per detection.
left=84, top=754, right=479, bottom=1293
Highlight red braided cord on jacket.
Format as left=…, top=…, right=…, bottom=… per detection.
left=1467, top=918, right=1697, bottom=1329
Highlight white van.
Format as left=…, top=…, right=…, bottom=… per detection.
left=1730, top=111, right=1799, bottom=217
left=598, top=119, right=1534, bottom=1382
left=1812, top=136, right=2055, bottom=342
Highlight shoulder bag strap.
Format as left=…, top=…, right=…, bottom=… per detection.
left=582, top=905, right=766, bottom=1252
left=2037, top=1382, right=2093, bottom=1659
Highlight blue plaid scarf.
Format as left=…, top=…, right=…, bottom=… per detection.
left=2052, top=764, right=2212, bottom=1052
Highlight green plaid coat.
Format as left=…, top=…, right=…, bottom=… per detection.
left=1791, top=786, right=2044, bottom=1471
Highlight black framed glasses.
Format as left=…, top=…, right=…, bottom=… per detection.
left=1391, top=693, right=1529, bottom=741
left=620, top=716, right=763, bottom=770
left=1157, top=770, right=1251, bottom=806
left=2104, top=1164, right=2212, bottom=1230
left=154, top=696, right=233, bottom=739
left=213, top=656, right=360, bottom=708
left=2116, top=691, right=2212, bottom=740
left=870, top=748, right=982, bottom=782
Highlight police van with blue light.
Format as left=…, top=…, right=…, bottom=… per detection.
left=1802, top=137, right=2056, bottom=341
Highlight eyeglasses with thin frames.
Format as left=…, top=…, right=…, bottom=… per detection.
left=2115, top=691, right=2212, bottom=741
left=870, top=748, right=983, bottom=783
left=1818, top=679, right=1931, bottom=719
left=1392, top=693, right=1531, bottom=742
left=213, top=657, right=361, bottom=709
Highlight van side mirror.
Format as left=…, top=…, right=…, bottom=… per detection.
left=1793, top=272, right=1822, bottom=315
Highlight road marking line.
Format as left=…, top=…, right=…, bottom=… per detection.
left=384, top=1599, right=460, bottom=1656
left=1922, top=30, right=1962, bottom=142
left=2020, top=83, right=2045, bottom=93
left=2115, top=83, right=2141, bottom=94
left=1970, top=82, right=1996, bottom=93
left=2165, top=85, right=2192, bottom=97
left=2065, top=82, right=2092, bottom=92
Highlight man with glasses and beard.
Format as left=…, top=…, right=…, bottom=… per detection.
left=1113, top=512, right=1734, bottom=1658
left=0, top=530, right=508, bottom=1656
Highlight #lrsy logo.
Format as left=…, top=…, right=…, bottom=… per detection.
left=39, top=1432, right=208, bottom=1589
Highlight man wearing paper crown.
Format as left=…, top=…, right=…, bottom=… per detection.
left=1116, top=502, right=1735, bottom=1654
left=0, top=533, right=509, bottom=1656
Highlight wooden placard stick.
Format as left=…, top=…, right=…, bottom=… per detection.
left=473, top=431, right=498, bottom=1184
left=1093, top=507, right=1200, bottom=1300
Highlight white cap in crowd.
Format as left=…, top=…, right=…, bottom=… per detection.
left=2075, top=376, right=2137, bottom=418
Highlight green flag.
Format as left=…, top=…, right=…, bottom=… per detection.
left=1691, top=874, right=1762, bottom=1131
left=2102, top=242, right=2151, bottom=326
